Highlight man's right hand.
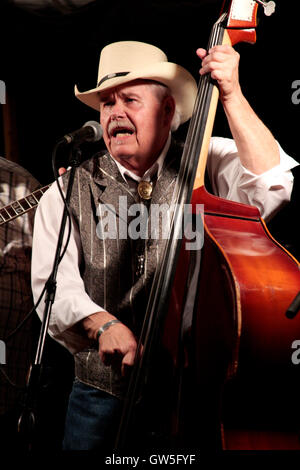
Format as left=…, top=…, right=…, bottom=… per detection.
left=98, top=321, right=138, bottom=377
left=81, top=311, right=140, bottom=377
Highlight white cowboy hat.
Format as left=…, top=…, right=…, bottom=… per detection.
left=75, top=41, right=197, bottom=124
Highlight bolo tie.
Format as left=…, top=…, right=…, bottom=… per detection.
left=135, top=179, right=156, bottom=277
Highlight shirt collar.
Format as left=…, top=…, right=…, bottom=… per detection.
left=110, top=133, right=171, bottom=183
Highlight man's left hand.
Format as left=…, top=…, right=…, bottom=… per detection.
left=196, top=45, right=241, bottom=103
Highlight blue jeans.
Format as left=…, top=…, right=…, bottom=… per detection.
left=63, top=379, right=123, bottom=451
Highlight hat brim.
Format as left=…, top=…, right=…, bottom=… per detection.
left=74, top=62, right=197, bottom=124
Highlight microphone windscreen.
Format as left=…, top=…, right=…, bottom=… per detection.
left=83, top=120, right=103, bottom=142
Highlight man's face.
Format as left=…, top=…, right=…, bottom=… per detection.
left=99, top=80, right=175, bottom=175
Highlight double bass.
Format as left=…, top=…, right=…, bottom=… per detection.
left=116, top=0, right=300, bottom=451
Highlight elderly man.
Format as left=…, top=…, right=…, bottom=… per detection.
left=31, top=41, right=298, bottom=450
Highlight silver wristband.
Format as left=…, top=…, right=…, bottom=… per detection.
left=96, top=319, right=121, bottom=342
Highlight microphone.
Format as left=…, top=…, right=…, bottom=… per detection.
left=62, top=121, right=103, bottom=145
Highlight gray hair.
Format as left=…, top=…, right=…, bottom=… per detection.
left=148, top=82, right=181, bottom=132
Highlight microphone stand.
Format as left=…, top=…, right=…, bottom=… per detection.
left=18, top=142, right=82, bottom=451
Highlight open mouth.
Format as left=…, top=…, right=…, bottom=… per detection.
left=108, top=120, right=136, bottom=139
left=112, top=127, right=134, bottom=138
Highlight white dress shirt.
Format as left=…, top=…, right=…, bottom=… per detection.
left=31, top=137, right=299, bottom=353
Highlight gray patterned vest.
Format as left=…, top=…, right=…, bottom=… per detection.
left=63, top=140, right=183, bottom=398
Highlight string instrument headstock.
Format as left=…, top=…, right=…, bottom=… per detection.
left=220, top=0, right=276, bottom=46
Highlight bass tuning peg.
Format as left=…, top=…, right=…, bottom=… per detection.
left=255, top=0, right=276, bottom=16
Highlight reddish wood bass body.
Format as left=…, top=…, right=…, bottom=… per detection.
left=168, top=187, right=300, bottom=449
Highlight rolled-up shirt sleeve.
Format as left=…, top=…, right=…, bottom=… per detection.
left=31, top=178, right=105, bottom=353
left=207, top=137, right=299, bottom=221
